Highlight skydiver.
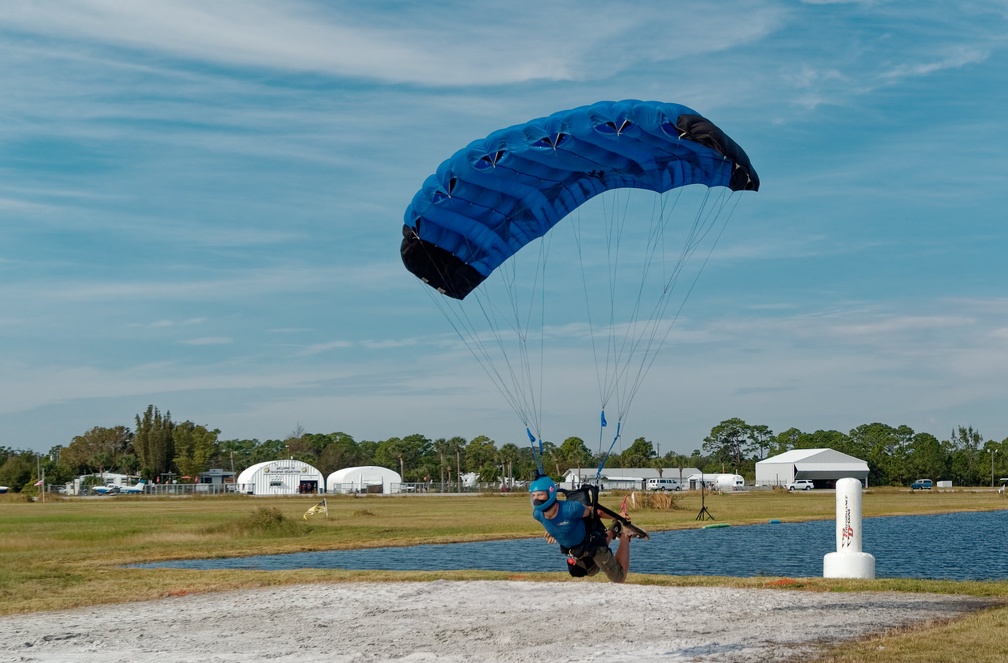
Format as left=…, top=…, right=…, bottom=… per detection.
left=528, top=475, right=632, bottom=582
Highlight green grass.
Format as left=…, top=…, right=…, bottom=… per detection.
left=1, top=487, right=1006, bottom=662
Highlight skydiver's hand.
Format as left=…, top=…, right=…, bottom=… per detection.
left=544, top=532, right=556, bottom=545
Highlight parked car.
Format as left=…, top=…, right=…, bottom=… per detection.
left=911, top=479, right=933, bottom=490
left=787, top=479, right=814, bottom=491
left=645, top=477, right=682, bottom=491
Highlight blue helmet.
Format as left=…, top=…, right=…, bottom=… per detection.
left=529, top=475, right=557, bottom=513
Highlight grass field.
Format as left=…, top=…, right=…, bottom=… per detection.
left=2, top=487, right=1006, bottom=662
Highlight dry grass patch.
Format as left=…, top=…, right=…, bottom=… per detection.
left=817, top=604, right=1008, bottom=663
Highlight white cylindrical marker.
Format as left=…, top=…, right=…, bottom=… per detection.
left=823, top=477, right=875, bottom=579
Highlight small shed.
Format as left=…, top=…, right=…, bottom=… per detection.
left=196, top=468, right=236, bottom=486
left=236, top=460, right=324, bottom=495
left=755, top=449, right=869, bottom=488
left=327, top=466, right=402, bottom=494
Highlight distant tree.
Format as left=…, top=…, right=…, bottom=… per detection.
left=0, top=447, right=35, bottom=492
left=375, top=433, right=431, bottom=482
left=42, top=445, right=72, bottom=486
left=769, top=427, right=803, bottom=456
left=173, top=421, right=219, bottom=480
left=948, top=425, right=984, bottom=486
left=210, top=438, right=260, bottom=473
left=808, top=429, right=850, bottom=453
left=61, top=425, right=133, bottom=475
left=538, top=440, right=561, bottom=479
left=356, top=440, right=379, bottom=467
left=558, top=436, right=593, bottom=471
left=746, top=424, right=774, bottom=460
left=981, top=439, right=1003, bottom=488
left=848, top=423, right=904, bottom=486
left=498, top=442, right=521, bottom=486
left=620, top=437, right=656, bottom=468
left=249, top=439, right=284, bottom=465
left=514, top=445, right=539, bottom=481
left=283, top=424, right=310, bottom=461
left=316, top=432, right=360, bottom=475
left=432, top=438, right=452, bottom=488
left=907, top=432, right=945, bottom=481
left=133, top=405, right=174, bottom=480
left=703, top=418, right=749, bottom=471
left=464, top=435, right=499, bottom=482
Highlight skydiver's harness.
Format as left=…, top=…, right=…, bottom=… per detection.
left=557, top=484, right=609, bottom=576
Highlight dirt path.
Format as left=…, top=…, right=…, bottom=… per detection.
left=1, top=580, right=990, bottom=662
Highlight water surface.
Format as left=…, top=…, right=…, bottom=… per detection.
left=139, top=510, right=1008, bottom=580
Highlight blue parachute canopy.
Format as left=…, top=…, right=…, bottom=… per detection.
left=401, top=100, right=759, bottom=300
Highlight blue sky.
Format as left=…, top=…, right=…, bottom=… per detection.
left=2, top=1, right=1007, bottom=456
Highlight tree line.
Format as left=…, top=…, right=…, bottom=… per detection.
left=2, top=406, right=1006, bottom=493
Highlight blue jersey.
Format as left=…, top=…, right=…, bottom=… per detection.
left=534, top=499, right=588, bottom=549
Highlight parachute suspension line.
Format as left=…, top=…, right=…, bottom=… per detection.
left=414, top=228, right=554, bottom=442
left=595, top=420, right=622, bottom=481
left=419, top=283, right=531, bottom=431
left=607, top=189, right=690, bottom=416
left=604, top=188, right=634, bottom=413
left=572, top=202, right=616, bottom=463
left=571, top=209, right=606, bottom=410
left=527, top=427, right=545, bottom=475
left=576, top=185, right=741, bottom=441
left=585, top=187, right=671, bottom=430
left=601, top=189, right=669, bottom=416
left=600, top=188, right=636, bottom=462
left=576, top=187, right=671, bottom=461
left=622, top=188, right=743, bottom=412
left=573, top=191, right=628, bottom=460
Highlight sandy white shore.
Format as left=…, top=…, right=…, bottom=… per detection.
left=1, top=580, right=990, bottom=663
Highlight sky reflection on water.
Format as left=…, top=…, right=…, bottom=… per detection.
left=140, top=510, right=1008, bottom=580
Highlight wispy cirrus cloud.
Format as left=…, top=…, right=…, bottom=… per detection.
left=0, top=0, right=783, bottom=86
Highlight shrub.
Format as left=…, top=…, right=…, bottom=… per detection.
left=206, top=507, right=307, bottom=538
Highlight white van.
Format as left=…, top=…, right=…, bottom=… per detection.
left=645, top=477, right=682, bottom=491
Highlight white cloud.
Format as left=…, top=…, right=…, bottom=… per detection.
left=181, top=336, right=232, bottom=346
left=0, top=0, right=784, bottom=86
left=880, top=46, right=989, bottom=81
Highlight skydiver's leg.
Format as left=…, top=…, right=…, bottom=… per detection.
left=614, top=532, right=630, bottom=578
left=593, top=542, right=629, bottom=584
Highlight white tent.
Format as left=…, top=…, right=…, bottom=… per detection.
left=235, top=460, right=324, bottom=495
left=755, top=449, right=869, bottom=488
left=327, top=466, right=402, bottom=494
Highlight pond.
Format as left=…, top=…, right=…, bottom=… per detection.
left=139, top=510, right=1008, bottom=580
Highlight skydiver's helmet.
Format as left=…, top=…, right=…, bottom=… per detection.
left=529, top=475, right=557, bottom=514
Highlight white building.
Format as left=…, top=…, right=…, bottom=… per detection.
left=561, top=467, right=702, bottom=491
left=327, top=466, right=402, bottom=494
left=235, top=460, right=324, bottom=495
left=755, top=448, right=870, bottom=488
